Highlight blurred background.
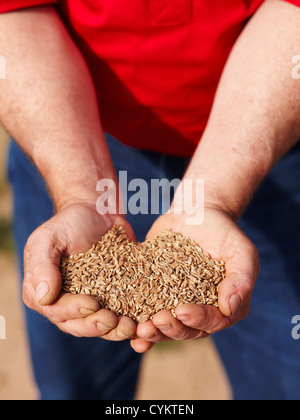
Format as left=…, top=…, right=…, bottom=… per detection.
left=0, top=126, right=232, bottom=400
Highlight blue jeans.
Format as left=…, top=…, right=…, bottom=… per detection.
left=7, top=136, right=300, bottom=400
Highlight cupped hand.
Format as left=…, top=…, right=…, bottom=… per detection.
left=131, top=208, right=260, bottom=353
left=23, top=203, right=137, bottom=341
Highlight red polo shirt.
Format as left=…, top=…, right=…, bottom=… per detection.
left=1, top=0, right=300, bottom=157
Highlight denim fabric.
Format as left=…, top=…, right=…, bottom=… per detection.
left=7, top=136, right=300, bottom=400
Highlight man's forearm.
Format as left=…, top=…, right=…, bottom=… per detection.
left=182, top=0, right=300, bottom=220
left=0, top=7, right=115, bottom=210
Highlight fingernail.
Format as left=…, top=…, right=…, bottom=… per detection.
left=36, top=281, right=50, bottom=304
left=156, top=323, right=172, bottom=332
left=229, top=294, right=241, bottom=315
left=80, top=308, right=96, bottom=316
left=116, top=329, right=129, bottom=339
left=176, top=314, right=190, bottom=323
left=97, top=321, right=115, bottom=331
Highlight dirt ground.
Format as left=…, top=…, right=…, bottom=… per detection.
left=0, top=128, right=232, bottom=400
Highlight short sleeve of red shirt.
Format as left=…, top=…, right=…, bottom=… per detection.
left=0, top=0, right=58, bottom=13
left=0, top=0, right=299, bottom=13
left=285, top=0, right=300, bottom=6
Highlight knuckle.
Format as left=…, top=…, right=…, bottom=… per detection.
left=58, top=320, right=82, bottom=337
left=159, top=323, right=190, bottom=340
left=26, top=230, right=41, bottom=250
left=26, top=226, right=49, bottom=249
left=241, top=276, right=255, bottom=299
left=45, top=307, right=62, bottom=325
left=142, top=328, right=158, bottom=341
left=175, top=328, right=191, bottom=340
left=206, top=316, right=230, bottom=334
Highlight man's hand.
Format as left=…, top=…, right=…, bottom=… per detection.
left=23, top=203, right=136, bottom=341
left=131, top=0, right=300, bottom=353
left=131, top=208, right=259, bottom=353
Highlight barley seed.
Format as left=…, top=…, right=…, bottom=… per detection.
left=60, top=226, right=226, bottom=323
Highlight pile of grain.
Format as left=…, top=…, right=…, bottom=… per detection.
left=61, top=226, right=226, bottom=323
